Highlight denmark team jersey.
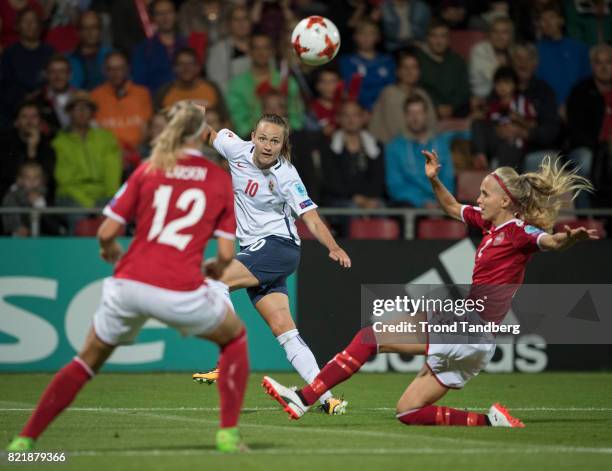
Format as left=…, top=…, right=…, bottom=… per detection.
left=103, top=150, right=236, bottom=291
left=213, top=128, right=317, bottom=246
left=462, top=205, right=547, bottom=324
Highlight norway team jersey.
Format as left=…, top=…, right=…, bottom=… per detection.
left=103, top=150, right=236, bottom=291
left=461, top=205, right=546, bottom=286
left=213, top=128, right=317, bottom=246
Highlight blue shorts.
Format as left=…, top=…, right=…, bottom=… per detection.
left=235, top=235, right=300, bottom=305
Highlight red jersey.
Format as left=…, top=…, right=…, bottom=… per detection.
left=461, top=205, right=547, bottom=324
left=103, top=149, right=236, bottom=291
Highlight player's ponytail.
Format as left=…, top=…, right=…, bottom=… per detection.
left=493, top=156, right=594, bottom=232
left=149, top=101, right=207, bottom=171
left=255, top=113, right=292, bottom=162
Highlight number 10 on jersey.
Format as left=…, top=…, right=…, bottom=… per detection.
left=245, top=179, right=259, bottom=197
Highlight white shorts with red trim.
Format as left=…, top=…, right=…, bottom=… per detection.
left=93, top=277, right=227, bottom=346
left=426, top=342, right=496, bottom=389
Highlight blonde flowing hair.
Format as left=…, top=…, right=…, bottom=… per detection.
left=149, top=101, right=207, bottom=171
left=493, top=156, right=594, bottom=232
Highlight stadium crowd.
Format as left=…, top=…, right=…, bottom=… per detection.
left=1, top=0, right=611, bottom=237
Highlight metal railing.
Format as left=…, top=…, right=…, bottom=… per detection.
left=1, top=206, right=611, bottom=239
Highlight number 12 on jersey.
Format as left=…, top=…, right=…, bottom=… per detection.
left=148, top=184, right=206, bottom=251
left=245, top=179, right=259, bottom=197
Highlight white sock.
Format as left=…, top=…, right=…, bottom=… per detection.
left=206, top=278, right=234, bottom=311
left=277, top=329, right=332, bottom=404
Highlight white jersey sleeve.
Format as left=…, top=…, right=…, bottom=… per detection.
left=213, top=128, right=248, bottom=161
left=275, top=162, right=318, bottom=217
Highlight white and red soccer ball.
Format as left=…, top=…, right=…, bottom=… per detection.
left=291, top=16, right=341, bottom=66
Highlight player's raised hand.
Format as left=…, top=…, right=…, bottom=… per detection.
left=422, top=149, right=441, bottom=179
left=564, top=225, right=599, bottom=242
left=329, top=247, right=351, bottom=268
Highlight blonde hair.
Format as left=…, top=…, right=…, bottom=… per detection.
left=493, top=156, right=594, bottom=232
left=149, top=101, right=207, bottom=171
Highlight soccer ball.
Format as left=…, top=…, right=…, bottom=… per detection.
left=291, top=16, right=341, bottom=66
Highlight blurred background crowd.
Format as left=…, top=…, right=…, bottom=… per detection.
left=1, top=0, right=611, bottom=238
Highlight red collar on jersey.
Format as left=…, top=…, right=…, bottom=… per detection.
left=490, top=172, right=520, bottom=207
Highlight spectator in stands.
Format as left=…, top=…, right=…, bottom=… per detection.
left=566, top=43, right=612, bottom=207
left=416, top=19, right=470, bottom=119
left=469, top=16, right=514, bottom=102
left=0, top=8, right=53, bottom=124
left=306, top=67, right=343, bottom=137
left=67, top=10, right=110, bottom=91
left=0, top=101, right=55, bottom=201
left=226, top=33, right=303, bottom=138
left=472, top=66, right=538, bottom=169
left=206, top=5, right=252, bottom=93
left=155, top=47, right=225, bottom=114
left=2, top=161, right=61, bottom=236
left=322, top=101, right=385, bottom=214
left=138, top=111, right=167, bottom=160
left=535, top=4, right=591, bottom=108
left=380, top=0, right=431, bottom=51
left=52, top=91, right=121, bottom=220
left=110, top=0, right=151, bottom=55
left=91, top=50, right=153, bottom=169
left=511, top=42, right=562, bottom=171
left=385, top=94, right=459, bottom=207
left=132, top=0, right=187, bottom=94
left=564, top=0, right=612, bottom=47
left=249, top=0, right=296, bottom=45
left=179, top=0, right=225, bottom=47
left=369, top=50, right=436, bottom=144
left=42, top=0, right=82, bottom=53
left=0, top=0, right=44, bottom=48
left=27, top=54, right=74, bottom=135
left=468, top=0, right=512, bottom=31
left=436, top=0, right=470, bottom=30
left=339, top=19, right=395, bottom=111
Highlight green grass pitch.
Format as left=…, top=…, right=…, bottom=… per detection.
left=1, top=372, right=611, bottom=470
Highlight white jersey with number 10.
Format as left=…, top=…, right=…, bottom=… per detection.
left=213, top=128, right=317, bottom=246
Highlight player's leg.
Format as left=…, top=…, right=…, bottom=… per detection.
left=198, top=307, right=249, bottom=452
left=255, top=292, right=345, bottom=412
left=7, top=328, right=115, bottom=451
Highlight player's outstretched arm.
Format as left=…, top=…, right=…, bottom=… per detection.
left=422, top=149, right=462, bottom=221
left=539, top=225, right=599, bottom=251
left=301, top=209, right=351, bottom=268
left=97, top=218, right=124, bottom=264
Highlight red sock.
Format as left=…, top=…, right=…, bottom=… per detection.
left=21, top=358, right=93, bottom=439
left=300, top=327, right=377, bottom=406
left=217, top=329, right=249, bottom=428
left=397, top=405, right=489, bottom=426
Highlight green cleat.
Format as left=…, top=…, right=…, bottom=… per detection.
left=7, top=436, right=34, bottom=452
left=215, top=427, right=248, bottom=453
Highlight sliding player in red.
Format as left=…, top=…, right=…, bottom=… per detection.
left=7, top=102, right=249, bottom=453
left=263, top=150, right=597, bottom=427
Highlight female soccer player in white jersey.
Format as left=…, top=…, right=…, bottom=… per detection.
left=263, top=150, right=597, bottom=427
left=192, top=113, right=351, bottom=415
left=7, top=102, right=250, bottom=453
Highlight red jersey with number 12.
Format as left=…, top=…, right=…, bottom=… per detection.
left=103, top=150, right=236, bottom=291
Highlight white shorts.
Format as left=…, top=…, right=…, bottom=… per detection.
left=426, top=342, right=496, bottom=389
left=93, top=277, right=228, bottom=346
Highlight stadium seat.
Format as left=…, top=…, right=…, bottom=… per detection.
left=349, top=218, right=400, bottom=240
left=456, top=170, right=489, bottom=204
left=74, top=216, right=126, bottom=237
left=553, top=219, right=607, bottom=238
left=448, top=30, right=487, bottom=60
left=417, top=218, right=468, bottom=240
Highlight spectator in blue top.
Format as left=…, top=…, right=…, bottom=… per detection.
left=380, top=0, right=431, bottom=52
left=385, top=94, right=463, bottom=207
left=68, top=11, right=111, bottom=91
left=339, top=19, right=395, bottom=111
left=535, top=4, right=591, bottom=107
left=131, top=0, right=187, bottom=95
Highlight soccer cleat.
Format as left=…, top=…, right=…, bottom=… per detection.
left=261, top=375, right=309, bottom=420
left=192, top=368, right=219, bottom=385
left=7, top=436, right=34, bottom=452
left=320, top=397, right=348, bottom=415
left=488, top=403, right=525, bottom=428
left=215, top=427, right=248, bottom=453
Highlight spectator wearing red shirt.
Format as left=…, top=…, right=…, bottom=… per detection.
left=0, top=0, right=43, bottom=48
